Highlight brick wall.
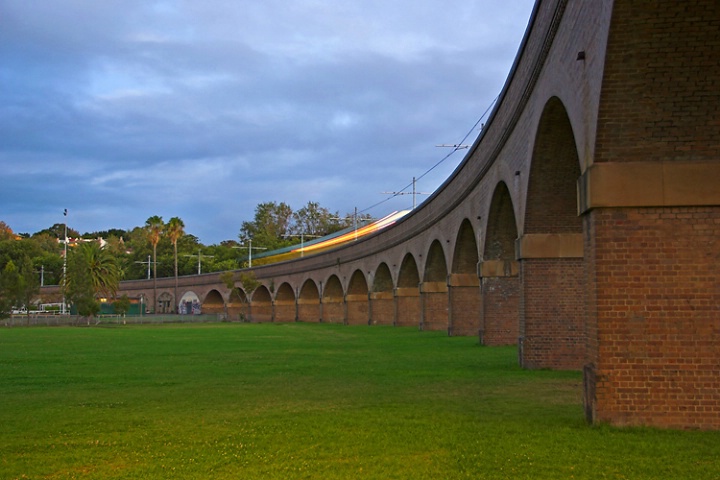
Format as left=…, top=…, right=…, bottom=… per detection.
left=274, top=302, right=296, bottom=323
left=481, top=276, right=519, bottom=346
left=249, top=303, right=272, bottom=323
left=346, top=295, right=369, bottom=325
left=520, top=258, right=585, bottom=370
left=595, top=1, right=720, bottom=164
left=421, top=284, right=449, bottom=331
left=297, top=302, right=320, bottom=322
left=370, top=293, right=394, bottom=325
left=322, top=301, right=344, bottom=324
left=586, top=206, right=720, bottom=429
left=395, top=292, right=421, bottom=328
left=449, top=285, right=481, bottom=336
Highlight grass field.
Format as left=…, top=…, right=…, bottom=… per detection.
left=1, top=323, right=718, bottom=479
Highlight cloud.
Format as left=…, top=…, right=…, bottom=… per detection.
left=0, top=0, right=535, bottom=244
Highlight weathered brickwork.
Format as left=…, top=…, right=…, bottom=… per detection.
left=321, top=301, right=344, bottom=324
left=346, top=296, right=369, bottom=326
left=370, top=293, right=394, bottom=326
left=585, top=207, right=720, bottom=429
left=596, top=1, right=720, bottom=165
left=520, top=258, right=585, bottom=370
left=395, top=293, right=421, bottom=328
left=250, top=303, right=272, bottom=323
left=297, top=302, right=320, bottom=323
left=481, top=277, right=519, bottom=346
left=274, top=302, right=296, bottom=323
left=449, top=285, right=482, bottom=336
left=421, top=286, right=449, bottom=331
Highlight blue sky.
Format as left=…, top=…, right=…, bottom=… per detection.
left=1, top=0, right=534, bottom=244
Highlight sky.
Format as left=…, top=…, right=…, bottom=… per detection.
left=1, top=0, right=535, bottom=245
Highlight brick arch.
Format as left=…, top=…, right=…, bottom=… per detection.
left=525, top=96, right=582, bottom=235
left=480, top=181, right=520, bottom=346
left=372, top=263, right=394, bottom=293
left=397, top=254, right=420, bottom=288
left=396, top=254, right=421, bottom=327
left=274, top=282, right=296, bottom=323
left=157, top=291, right=173, bottom=314
left=519, top=96, right=585, bottom=370
left=484, top=181, right=518, bottom=262
left=228, top=287, right=249, bottom=322
left=452, top=219, right=479, bottom=274
left=371, top=262, right=394, bottom=325
left=250, top=285, right=273, bottom=323
left=347, top=270, right=369, bottom=325
left=202, top=289, right=225, bottom=315
left=298, top=279, right=320, bottom=323
left=449, top=219, right=481, bottom=336
left=422, top=240, right=449, bottom=331
left=178, top=291, right=200, bottom=315
left=322, top=274, right=344, bottom=324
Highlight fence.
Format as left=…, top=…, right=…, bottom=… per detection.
left=2, top=313, right=226, bottom=328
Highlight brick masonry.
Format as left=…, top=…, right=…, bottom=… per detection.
left=520, top=258, right=585, bottom=370
left=449, top=285, right=482, bottom=336
left=585, top=207, right=720, bottom=429
left=481, top=276, right=520, bottom=346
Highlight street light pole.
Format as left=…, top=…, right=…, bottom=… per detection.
left=62, top=208, right=68, bottom=315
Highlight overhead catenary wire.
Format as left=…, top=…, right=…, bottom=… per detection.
left=357, top=95, right=498, bottom=216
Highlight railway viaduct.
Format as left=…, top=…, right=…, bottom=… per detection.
left=41, top=0, right=720, bottom=429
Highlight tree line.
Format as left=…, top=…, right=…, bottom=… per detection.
left=0, top=201, right=368, bottom=318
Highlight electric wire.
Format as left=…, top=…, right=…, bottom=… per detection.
left=357, top=95, right=498, bottom=216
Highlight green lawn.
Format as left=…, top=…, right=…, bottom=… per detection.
left=0, top=323, right=717, bottom=479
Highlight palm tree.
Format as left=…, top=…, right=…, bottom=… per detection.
left=145, top=215, right=163, bottom=313
left=166, top=216, right=185, bottom=313
left=80, top=241, right=122, bottom=298
left=64, top=241, right=122, bottom=320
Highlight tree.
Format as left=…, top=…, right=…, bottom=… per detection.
left=145, top=215, right=164, bottom=313
left=0, top=241, right=41, bottom=321
left=166, top=217, right=185, bottom=313
left=113, top=294, right=132, bottom=317
left=82, top=241, right=123, bottom=298
left=0, top=261, right=21, bottom=319
left=0, top=221, right=15, bottom=241
left=292, top=201, right=348, bottom=237
left=239, top=201, right=294, bottom=252
left=64, top=245, right=99, bottom=322
left=64, top=242, right=122, bottom=322
left=16, top=255, right=39, bottom=322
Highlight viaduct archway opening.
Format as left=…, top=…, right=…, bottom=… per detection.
left=298, top=280, right=320, bottom=323
left=371, top=263, right=394, bottom=326
left=449, top=219, right=481, bottom=336
left=520, top=96, right=584, bottom=370
left=422, top=240, right=449, bottom=331
left=179, top=291, right=201, bottom=315
left=481, top=181, right=520, bottom=346
left=228, top=287, right=249, bottom=322
left=250, top=285, right=273, bottom=323
left=347, top=270, right=369, bottom=325
left=203, top=289, right=225, bottom=315
left=396, top=254, right=421, bottom=328
left=275, top=282, right=296, bottom=323
left=322, top=275, right=344, bottom=324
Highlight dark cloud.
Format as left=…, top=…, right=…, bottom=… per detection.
left=0, top=0, right=534, bottom=243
